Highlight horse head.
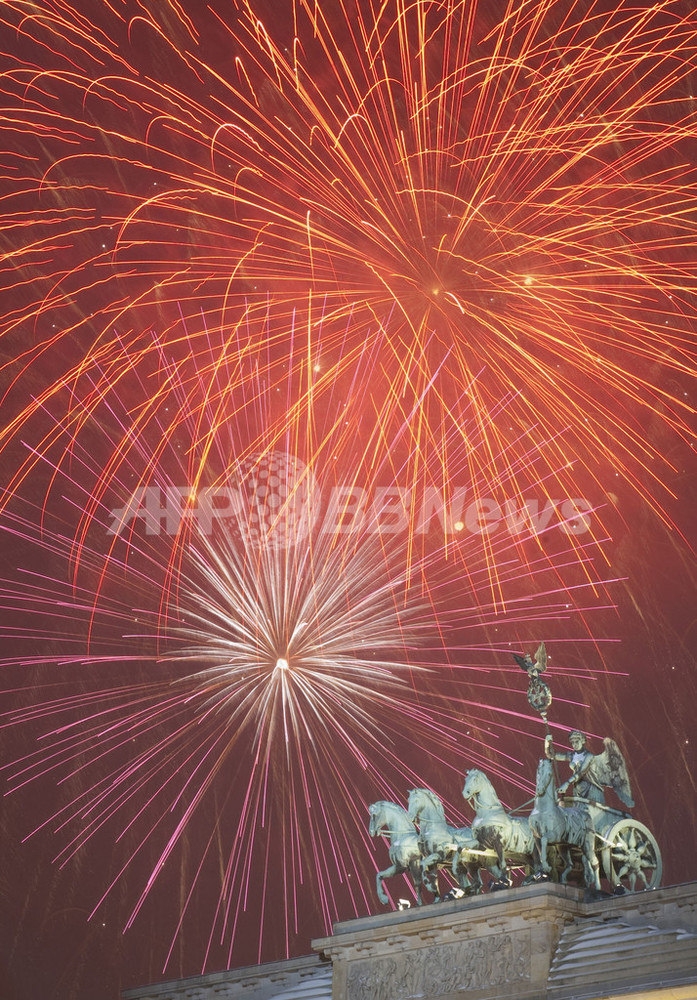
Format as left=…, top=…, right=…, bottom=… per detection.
left=407, top=787, right=444, bottom=824
left=462, top=768, right=484, bottom=805
left=406, top=788, right=422, bottom=824
left=368, top=801, right=387, bottom=837
left=535, top=757, right=554, bottom=796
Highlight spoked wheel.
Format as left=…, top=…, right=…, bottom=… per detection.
left=602, top=818, right=662, bottom=892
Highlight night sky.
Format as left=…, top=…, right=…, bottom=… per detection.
left=0, top=2, right=695, bottom=999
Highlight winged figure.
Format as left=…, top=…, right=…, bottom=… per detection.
left=513, top=641, right=547, bottom=678
left=545, top=731, right=634, bottom=808
left=514, top=642, right=551, bottom=716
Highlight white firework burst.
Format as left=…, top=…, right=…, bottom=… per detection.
left=167, top=511, right=430, bottom=756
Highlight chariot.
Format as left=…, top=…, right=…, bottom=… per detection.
left=370, top=651, right=662, bottom=906
left=457, top=760, right=662, bottom=896
left=370, top=758, right=662, bottom=907
left=560, top=795, right=662, bottom=893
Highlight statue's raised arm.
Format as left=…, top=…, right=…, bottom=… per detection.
left=545, top=731, right=634, bottom=808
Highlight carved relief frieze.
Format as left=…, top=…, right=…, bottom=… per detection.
left=346, top=931, right=530, bottom=1000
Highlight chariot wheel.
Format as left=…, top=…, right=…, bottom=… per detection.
left=601, top=818, right=662, bottom=892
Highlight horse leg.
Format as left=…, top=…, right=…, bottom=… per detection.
left=466, top=860, right=483, bottom=894
left=409, top=858, right=424, bottom=906
left=421, top=851, right=440, bottom=875
left=452, top=849, right=472, bottom=892
left=485, top=856, right=505, bottom=882
left=474, top=864, right=485, bottom=894
left=423, top=858, right=441, bottom=901
left=376, top=864, right=397, bottom=905
left=456, top=861, right=472, bottom=893
left=559, top=845, right=573, bottom=884
left=583, top=833, right=600, bottom=890
left=531, top=838, right=542, bottom=873
left=591, top=852, right=600, bottom=890
left=495, top=841, right=511, bottom=886
left=424, top=866, right=439, bottom=899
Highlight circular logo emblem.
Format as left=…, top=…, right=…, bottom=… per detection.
left=227, top=452, right=315, bottom=547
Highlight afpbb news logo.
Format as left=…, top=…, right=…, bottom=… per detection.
left=108, top=452, right=593, bottom=539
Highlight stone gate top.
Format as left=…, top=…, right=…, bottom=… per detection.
left=123, top=881, right=697, bottom=1000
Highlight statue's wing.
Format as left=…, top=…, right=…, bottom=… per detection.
left=591, top=739, right=635, bottom=808
left=512, top=653, right=529, bottom=671
left=534, top=641, right=547, bottom=673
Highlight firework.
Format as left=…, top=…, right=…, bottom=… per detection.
left=0, top=0, right=694, bottom=543
left=0, top=371, right=620, bottom=971
left=0, top=0, right=695, bottom=986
